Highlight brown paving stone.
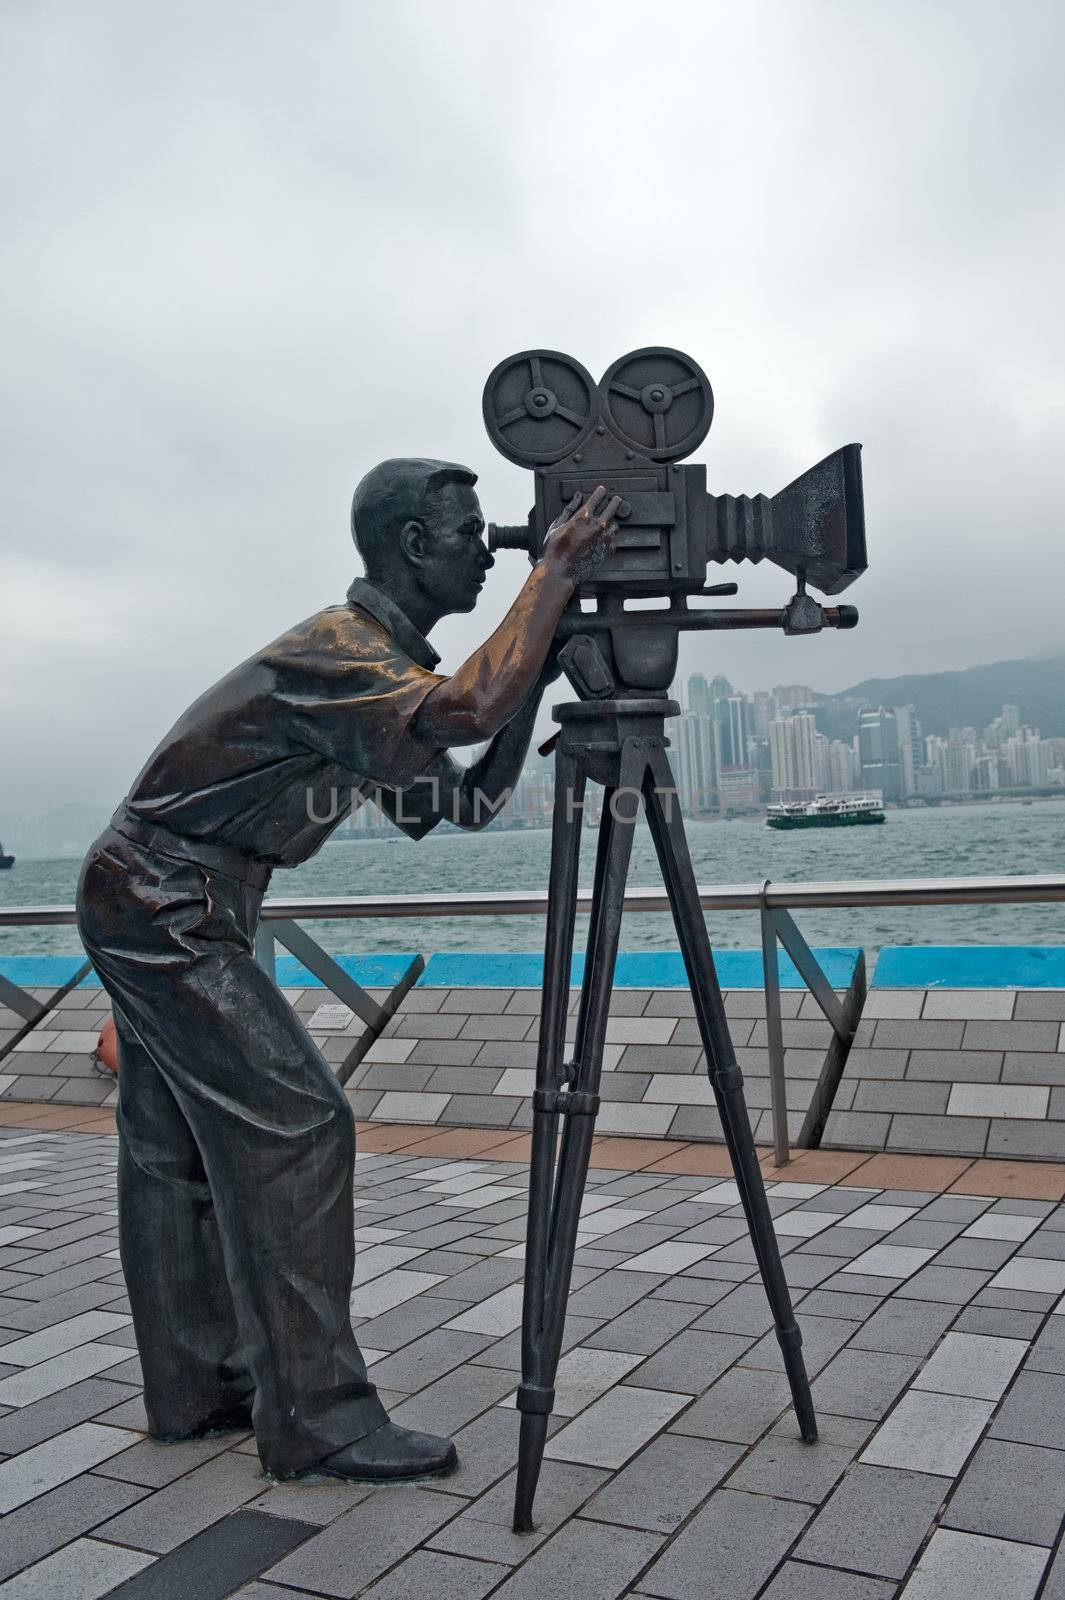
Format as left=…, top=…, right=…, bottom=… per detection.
left=389, top=1126, right=520, bottom=1158
left=856, top=1153, right=974, bottom=1192
left=476, top=1133, right=535, bottom=1162
left=353, top=1123, right=436, bottom=1153
left=949, top=1158, right=1065, bottom=1201
left=589, top=1136, right=686, bottom=1170
left=760, top=1149, right=873, bottom=1185
left=644, top=1143, right=738, bottom=1177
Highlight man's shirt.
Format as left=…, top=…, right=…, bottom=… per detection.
left=123, top=580, right=447, bottom=867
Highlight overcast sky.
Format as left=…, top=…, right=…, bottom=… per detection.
left=2, top=0, right=1063, bottom=817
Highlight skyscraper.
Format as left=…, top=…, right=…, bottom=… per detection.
left=858, top=707, right=901, bottom=800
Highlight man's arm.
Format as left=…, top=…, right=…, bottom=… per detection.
left=378, top=661, right=553, bottom=837
left=412, top=487, right=621, bottom=748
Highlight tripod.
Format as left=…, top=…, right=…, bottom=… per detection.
left=512, top=686, right=818, bottom=1533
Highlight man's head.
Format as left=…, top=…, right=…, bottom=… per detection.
left=351, top=458, right=494, bottom=620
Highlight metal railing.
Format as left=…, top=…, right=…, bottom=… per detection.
left=2, top=872, right=1064, bottom=1164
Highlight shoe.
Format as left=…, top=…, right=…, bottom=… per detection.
left=316, top=1422, right=458, bottom=1482
left=150, top=1403, right=254, bottom=1443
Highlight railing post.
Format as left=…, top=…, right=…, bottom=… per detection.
left=253, top=924, right=276, bottom=982
left=760, top=882, right=790, bottom=1168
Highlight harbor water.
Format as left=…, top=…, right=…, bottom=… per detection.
left=2, top=799, right=1063, bottom=960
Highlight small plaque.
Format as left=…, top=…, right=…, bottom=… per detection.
left=308, top=1003, right=355, bottom=1031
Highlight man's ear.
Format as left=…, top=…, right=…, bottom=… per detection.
left=398, top=519, right=430, bottom=568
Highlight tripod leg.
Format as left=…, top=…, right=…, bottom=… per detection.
left=515, top=754, right=642, bottom=1532
left=516, top=747, right=585, bottom=1530
left=643, top=754, right=817, bottom=1443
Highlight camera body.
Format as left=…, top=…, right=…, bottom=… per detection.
left=484, top=347, right=866, bottom=598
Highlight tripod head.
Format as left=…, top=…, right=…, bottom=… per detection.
left=483, top=347, right=866, bottom=700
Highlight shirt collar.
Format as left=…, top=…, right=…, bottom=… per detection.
left=345, top=578, right=440, bottom=671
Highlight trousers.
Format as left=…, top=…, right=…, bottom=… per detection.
left=76, top=823, right=387, bottom=1476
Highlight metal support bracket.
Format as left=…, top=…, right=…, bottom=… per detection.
left=254, top=919, right=424, bottom=1089
left=759, top=881, right=868, bottom=1166
left=0, top=959, right=94, bottom=1064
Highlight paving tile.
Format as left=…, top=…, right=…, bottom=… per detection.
left=861, top=1389, right=993, bottom=1475
left=623, top=1330, right=752, bottom=1396
left=894, top=1264, right=992, bottom=1303
left=913, top=1331, right=1027, bottom=1400
left=545, top=1385, right=688, bottom=1469
left=94, top=1447, right=267, bottom=1553
left=0, top=1419, right=140, bottom=1513
left=990, top=1256, right=1065, bottom=1294
left=812, top=1349, right=920, bottom=1420
left=963, top=1020, right=1060, bottom=1052
left=429, top=1457, right=606, bottom=1564
left=0, top=1535, right=155, bottom=1598
left=899, top=1527, right=1048, bottom=1600
left=0, top=1472, right=147, bottom=1584
left=758, top=1565, right=896, bottom=1600
left=389, top=1362, right=515, bottom=1436
left=725, top=1426, right=857, bottom=1504
left=989, top=1369, right=1065, bottom=1448
left=266, top=1486, right=458, bottom=1597
left=840, top=1243, right=934, bottom=1278
left=505, top=1346, right=644, bottom=1417
left=848, top=1298, right=956, bottom=1357
left=89, top=1508, right=318, bottom=1600
left=490, top=1519, right=663, bottom=1600
left=616, top=1241, right=717, bottom=1274
left=636, top=1487, right=809, bottom=1600
left=670, top=1367, right=793, bottom=1444
left=795, top=1463, right=948, bottom=1578
left=360, top=1549, right=510, bottom=1600
left=581, top=1433, right=741, bottom=1534
left=943, top=1437, right=1065, bottom=1545
left=349, top=1269, right=448, bottom=1318
left=950, top=1159, right=1065, bottom=1200
left=947, top=1083, right=1049, bottom=1118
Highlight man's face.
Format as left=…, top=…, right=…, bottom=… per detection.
left=417, top=481, right=495, bottom=614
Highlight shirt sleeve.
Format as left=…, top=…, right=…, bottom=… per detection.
left=270, top=613, right=449, bottom=788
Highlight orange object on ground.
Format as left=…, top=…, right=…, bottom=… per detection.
left=96, top=1017, right=119, bottom=1074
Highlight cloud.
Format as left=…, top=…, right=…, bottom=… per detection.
left=2, top=0, right=1063, bottom=813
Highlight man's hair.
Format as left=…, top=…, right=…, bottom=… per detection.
left=351, top=458, right=477, bottom=578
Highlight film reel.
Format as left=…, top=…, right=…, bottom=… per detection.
left=600, top=347, right=713, bottom=461
left=482, top=350, right=597, bottom=467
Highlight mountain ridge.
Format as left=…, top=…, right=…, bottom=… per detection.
left=814, top=652, right=1065, bottom=739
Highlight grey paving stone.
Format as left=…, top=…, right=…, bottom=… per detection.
left=94, top=1446, right=267, bottom=1553
left=875, top=1020, right=964, bottom=1049
left=901, top=1527, right=1048, bottom=1600
left=989, top=1369, right=1065, bottom=1448
left=0, top=1376, right=132, bottom=1455
left=853, top=1082, right=950, bottom=1114
left=988, top=1121, right=1065, bottom=1159
left=849, top=1297, right=956, bottom=1357
left=943, top=1436, right=1065, bottom=1544
left=636, top=1487, right=809, bottom=1600
left=726, top=1426, right=857, bottom=1504
left=266, top=1486, right=458, bottom=1597
left=0, top=1471, right=148, bottom=1583
left=953, top=1304, right=1044, bottom=1339
left=389, top=1361, right=516, bottom=1435
left=861, top=1390, right=993, bottom=1475
left=430, top=1457, right=606, bottom=1563
left=821, top=1112, right=890, bottom=1150
left=905, top=1049, right=1002, bottom=1082
left=812, top=1348, right=920, bottom=1420
left=1008, top=1053, right=1065, bottom=1085
left=895, top=1264, right=992, bottom=1303
left=963, top=1019, right=1060, bottom=1051
left=758, top=1565, right=896, bottom=1600
left=671, top=1367, right=793, bottom=1444
left=888, top=1114, right=990, bottom=1156
left=623, top=1330, right=752, bottom=1395
left=794, top=1463, right=948, bottom=1579
left=0, top=1534, right=155, bottom=1597
left=361, top=1549, right=510, bottom=1600
left=490, top=1518, right=663, bottom=1600
left=545, top=1384, right=688, bottom=1469
left=583, top=1297, right=702, bottom=1355
left=581, top=1433, right=741, bottom=1534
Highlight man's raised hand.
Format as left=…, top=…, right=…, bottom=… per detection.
left=542, top=486, right=624, bottom=587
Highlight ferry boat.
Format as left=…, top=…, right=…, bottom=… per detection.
left=766, top=793, right=885, bottom=830
left=0, top=838, right=13, bottom=869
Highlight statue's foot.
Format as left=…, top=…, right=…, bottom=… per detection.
left=149, top=1403, right=254, bottom=1443
left=316, top=1422, right=458, bottom=1482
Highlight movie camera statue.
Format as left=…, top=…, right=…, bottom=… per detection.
left=483, top=347, right=867, bottom=1531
